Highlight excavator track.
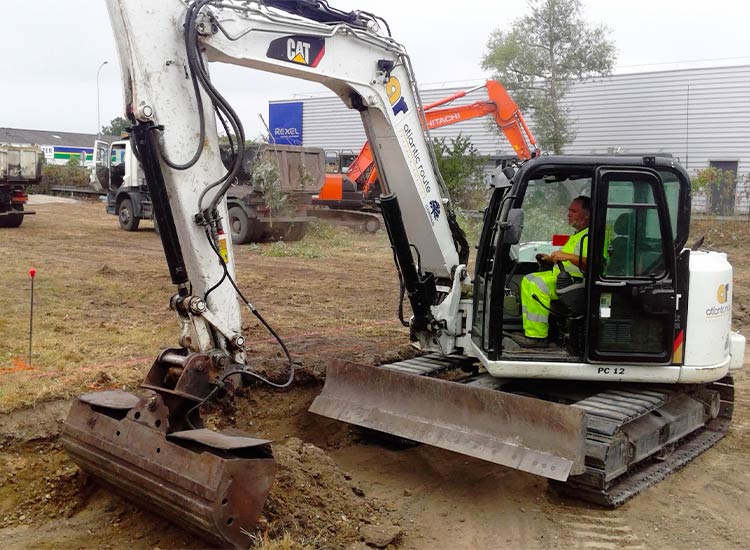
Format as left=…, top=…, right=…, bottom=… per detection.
left=464, top=370, right=735, bottom=506
left=551, top=375, right=735, bottom=507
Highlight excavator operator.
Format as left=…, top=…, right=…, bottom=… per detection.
left=512, top=195, right=591, bottom=348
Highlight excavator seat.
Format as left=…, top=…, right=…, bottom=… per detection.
left=605, top=213, right=633, bottom=276
left=555, top=270, right=586, bottom=317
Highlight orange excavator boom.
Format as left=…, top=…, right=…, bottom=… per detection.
left=315, top=80, right=539, bottom=206
left=425, top=80, right=539, bottom=161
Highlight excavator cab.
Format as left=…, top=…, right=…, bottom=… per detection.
left=471, top=155, right=691, bottom=373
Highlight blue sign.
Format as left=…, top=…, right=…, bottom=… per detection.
left=269, top=102, right=303, bottom=145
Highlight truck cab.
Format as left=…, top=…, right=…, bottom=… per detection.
left=95, top=139, right=153, bottom=231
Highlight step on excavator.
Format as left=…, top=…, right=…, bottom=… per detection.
left=62, top=1, right=744, bottom=547
left=315, top=78, right=540, bottom=213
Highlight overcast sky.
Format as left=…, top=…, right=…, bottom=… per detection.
left=2, top=0, right=749, bottom=139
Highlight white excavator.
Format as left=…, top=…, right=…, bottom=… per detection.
left=62, top=1, right=744, bottom=547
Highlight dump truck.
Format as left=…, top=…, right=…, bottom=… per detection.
left=0, top=144, right=41, bottom=228
left=95, top=138, right=320, bottom=242
left=223, top=142, right=322, bottom=243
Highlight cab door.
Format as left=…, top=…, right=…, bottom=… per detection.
left=93, top=140, right=111, bottom=192
left=587, top=168, right=677, bottom=363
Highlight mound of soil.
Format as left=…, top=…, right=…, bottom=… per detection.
left=1, top=392, right=403, bottom=549
left=261, top=437, right=402, bottom=548
left=0, top=440, right=92, bottom=527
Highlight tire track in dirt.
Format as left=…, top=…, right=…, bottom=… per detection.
left=729, top=389, right=750, bottom=433
left=555, top=508, right=646, bottom=550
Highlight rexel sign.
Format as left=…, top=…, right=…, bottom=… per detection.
left=269, top=102, right=303, bottom=145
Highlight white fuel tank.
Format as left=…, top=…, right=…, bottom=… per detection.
left=684, top=250, right=733, bottom=367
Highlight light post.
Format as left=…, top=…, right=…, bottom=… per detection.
left=96, top=61, right=109, bottom=137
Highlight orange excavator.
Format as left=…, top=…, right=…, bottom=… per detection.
left=313, top=79, right=540, bottom=211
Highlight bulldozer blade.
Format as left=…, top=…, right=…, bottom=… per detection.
left=62, top=390, right=276, bottom=548
left=309, top=360, right=587, bottom=481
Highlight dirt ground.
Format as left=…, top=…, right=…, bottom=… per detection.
left=1, top=200, right=749, bottom=549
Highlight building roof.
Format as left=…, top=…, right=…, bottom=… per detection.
left=0, top=127, right=119, bottom=147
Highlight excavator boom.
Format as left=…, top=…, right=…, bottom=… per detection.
left=425, top=80, right=539, bottom=161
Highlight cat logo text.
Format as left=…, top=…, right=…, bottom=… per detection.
left=267, top=35, right=325, bottom=68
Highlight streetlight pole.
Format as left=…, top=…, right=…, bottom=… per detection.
left=97, top=61, right=109, bottom=137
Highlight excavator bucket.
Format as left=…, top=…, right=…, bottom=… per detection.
left=62, top=390, right=276, bottom=548
left=310, top=359, right=587, bottom=481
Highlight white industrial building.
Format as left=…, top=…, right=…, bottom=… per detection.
left=270, top=64, right=750, bottom=213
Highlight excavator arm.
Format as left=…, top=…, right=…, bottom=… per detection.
left=109, top=0, right=471, bottom=341
left=424, top=79, right=540, bottom=161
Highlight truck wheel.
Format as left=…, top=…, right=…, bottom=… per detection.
left=118, top=198, right=140, bottom=231
left=228, top=205, right=251, bottom=244
left=0, top=204, right=24, bottom=228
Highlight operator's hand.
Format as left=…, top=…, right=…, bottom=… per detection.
left=538, top=251, right=577, bottom=267
left=546, top=250, right=581, bottom=266
left=541, top=251, right=575, bottom=264
left=536, top=253, right=553, bottom=267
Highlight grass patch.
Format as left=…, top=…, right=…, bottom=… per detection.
left=0, top=201, right=400, bottom=413
left=690, top=217, right=750, bottom=248
left=251, top=532, right=307, bottom=550
left=306, top=220, right=354, bottom=248
left=262, top=241, right=322, bottom=258
left=257, top=222, right=356, bottom=258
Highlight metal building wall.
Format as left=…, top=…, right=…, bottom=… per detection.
left=274, top=65, right=750, bottom=164
left=272, top=65, right=750, bottom=210
left=563, top=65, right=750, bottom=213
left=563, top=65, right=750, bottom=172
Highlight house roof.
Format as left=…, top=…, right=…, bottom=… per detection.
left=0, top=127, right=120, bottom=148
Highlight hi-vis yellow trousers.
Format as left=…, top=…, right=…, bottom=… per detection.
left=520, top=270, right=558, bottom=339
left=520, top=227, right=588, bottom=338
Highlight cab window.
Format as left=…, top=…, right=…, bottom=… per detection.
left=603, top=179, right=665, bottom=278
left=658, top=170, right=680, bottom=238
left=325, top=150, right=341, bottom=173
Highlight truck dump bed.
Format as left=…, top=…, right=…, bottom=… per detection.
left=0, top=144, right=42, bottom=183
left=1, top=144, right=41, bottom=228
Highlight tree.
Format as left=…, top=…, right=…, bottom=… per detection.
left=40, top=155, right=91, bottom=191
left=101, top=116, right=130, bottom=137
left=693, top=167, right=738, bottom=216
left=481, top=0, right=616, bottom=153
left=433, top=134, right=487, bottom=209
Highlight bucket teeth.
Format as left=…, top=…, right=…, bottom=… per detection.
left=62, top=390, right=276, bottom=548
